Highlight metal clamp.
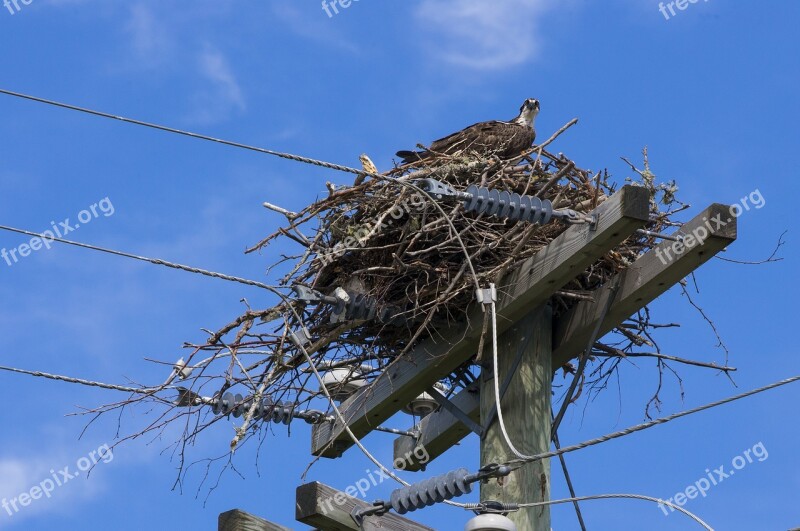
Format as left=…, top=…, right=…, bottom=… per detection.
left=291, top=284, right=337, bottom=305
left=292, top=284, right=407, bottom=327
left=427, top=385, right=484, bottom=437
left=351, top=501, right=390, bottom=526
left=289, top=327, right=312, bottom=347
left=475, top=284, right=497, bottom=307
left=417, top=178, right=467, bottom=201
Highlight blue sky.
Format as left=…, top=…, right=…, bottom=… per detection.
left=0, top=1, right=798, bottom=529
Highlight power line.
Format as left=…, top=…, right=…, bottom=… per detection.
left=0, top=224, right=276, bottom=291
left=505, top=374, right=800, bottom=468
left=0, top=88, right=484, bottom=289
left=552, top=278, right=620, bottom=435
left=0, top=86, right=767, bottom=529
left=285, top=314, right=415, bottom=490
left=552, top=412, right=587, bottom=531
left=0, top=88, right=367, bottom=177
left=517, top=493, right=713, bottom=530
left=0, top=365, right=169, bottom=395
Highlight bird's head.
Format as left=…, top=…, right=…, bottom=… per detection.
left=515, top=98, right=540, bottom=126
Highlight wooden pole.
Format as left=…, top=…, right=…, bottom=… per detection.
left=392, top=202, right=738, bottom=466
left=312, top=185, right=649, bottom=458
left=295, top=482, right=435, bottom=531
left=480, top=305, right=551, bottom=530
left=393, top=383, right=480, bottom=472
left=218, top=509, right=292, bottom=531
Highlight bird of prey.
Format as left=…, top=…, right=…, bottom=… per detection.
left=396, top=98, right=539, bottom=165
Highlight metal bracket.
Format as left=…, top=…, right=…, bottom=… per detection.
left=427, top=386, right=484, bottom=437
left=350, top=507, right=365, bottom=528
left=291, top=284, right=337, bottom=305
left=417, top=178, right=462, bottom=200
left=288, top=327, right=312, bottom=347
left=470, top=463, right=515, bottom=483
left=473, top=499, right=519, bottom=516
left=350, top=502, right=388, bottom=528
left=476, top=284, right=497, bottom=314
left=475, top=284, right=497, bottom=306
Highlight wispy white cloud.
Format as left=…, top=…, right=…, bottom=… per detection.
left=118, top=5, right=248, bottom=124
left=198, top=46, right=246, bottom=111
left=184, top=45, right=246, bottom=125
left=414, top=0, right=556, bottom=70
left=124, top=3, right=171, bottom=67
left=271, top=3, right=358, bottom=53
left=0, top=444, right=111, bottom=525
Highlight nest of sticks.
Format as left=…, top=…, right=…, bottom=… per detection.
left=209, top=141, right=685, bottom=405
left=80, top=118, right=748, bottom=486
left=37, top=118, right=752, bottom=489
left=87, top=122, right=700, bottom=462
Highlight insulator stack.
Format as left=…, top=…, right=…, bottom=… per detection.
left=292, top=284, right=406, bottom=326
left=417, top=178, right=587, bottom=225
left=211, top=392, right=295, bottom=425
left=389, top=468, right=472, bottom=514
left=462, top=184, right=554, bottom=224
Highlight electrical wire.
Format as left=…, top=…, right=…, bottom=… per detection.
left=380, top=178, right=479, bottom=287
left=284, top=305, right=473, bottom=511
left=0, top=224, right=276, bottom=291
left=485, top=297, right=718, bottom=531
left=0, top=88, right=367, bottom=177
left=551, top=412, right=587, bottom=531
left=3, top=86, right=776, bottom=529
left=286, top=316, right=412, bottom=485
left=0, top=87, right=483, bottom=288
left=517, top=493, right=713, bottom=530
left=281, top=298, right=410, bottom=483
left=489, top=295, right=531, bottom=461
left=503, top=374, right=800, bottom=467
left=0, top=365, right=172, bottom=395
left=551, top=278, right=620, bottom=435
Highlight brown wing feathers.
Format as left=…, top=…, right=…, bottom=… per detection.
left=397, top=120, right=534, bottom=165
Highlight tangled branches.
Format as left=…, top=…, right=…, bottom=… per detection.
left=78, top=132, right=740, bottom=492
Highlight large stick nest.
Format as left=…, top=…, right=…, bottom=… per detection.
left=246, top=146, right=679, bottom=363
left=89, top=138, right=701, bottom=473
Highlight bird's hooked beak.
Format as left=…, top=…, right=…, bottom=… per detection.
left=515, top=98, right=540, bottom=125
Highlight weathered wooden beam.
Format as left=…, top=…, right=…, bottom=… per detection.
left=552, top=202, right=738, bottom=367
left=295, top=482, right=435, bottom=531
left=312, top=186, right=649, bottom=458
left=392, top=203, right=738, bottom=466
left=480, top=305, right=552, bottom=530
left=219, top=509, right=292, bottom=531
left=393, top=383, right=480, bottom=472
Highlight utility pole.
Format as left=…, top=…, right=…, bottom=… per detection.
left=480, top=305, right=551, bottom=530
left=215, top=189, right=737, bottom=529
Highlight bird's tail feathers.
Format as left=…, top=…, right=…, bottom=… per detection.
left=396, top=150, right=429, bottom=164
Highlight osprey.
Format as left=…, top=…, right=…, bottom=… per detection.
left=396, top=98, right=539, bottom=165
